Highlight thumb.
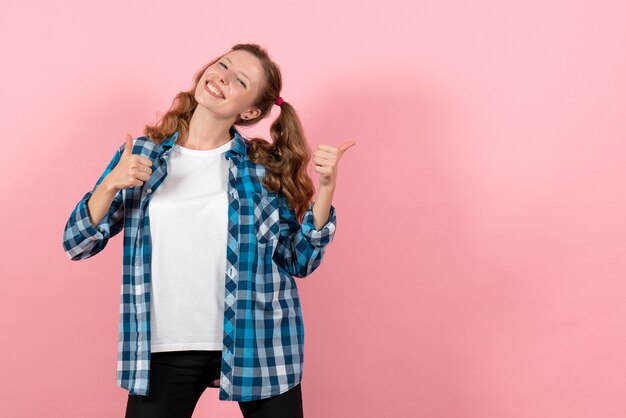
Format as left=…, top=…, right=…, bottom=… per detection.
left=338, top=141, right=356, bottom=155
left=123, top=133, right=134, bottom=157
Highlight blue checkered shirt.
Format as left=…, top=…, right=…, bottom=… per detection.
left=62, top=127, right=337, bottom=401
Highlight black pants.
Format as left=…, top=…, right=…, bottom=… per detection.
left=124, top=350, right=304, bottom=418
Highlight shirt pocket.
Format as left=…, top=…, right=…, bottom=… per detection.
left=252, top=193, right=280, bottom=245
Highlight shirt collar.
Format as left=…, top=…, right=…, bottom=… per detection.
left=159, top=125, right=247, bottom=159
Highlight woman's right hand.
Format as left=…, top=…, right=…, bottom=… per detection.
left=106, top=133, right=153, bottom=191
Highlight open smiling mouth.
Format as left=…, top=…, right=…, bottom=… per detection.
left=205, top=80, right=225, bottom=99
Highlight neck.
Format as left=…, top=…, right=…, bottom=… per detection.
left=180, top=107, right=235, bottom=150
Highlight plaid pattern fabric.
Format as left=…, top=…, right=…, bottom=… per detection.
left=62, top=127, right=337, bottom=401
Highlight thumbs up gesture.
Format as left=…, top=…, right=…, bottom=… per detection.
left=107, top=133, right=154, bottom=191
left=313, top=140, right=356, bottom=189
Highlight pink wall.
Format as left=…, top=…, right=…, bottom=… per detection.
left=1, top=1, right=625, bottom=417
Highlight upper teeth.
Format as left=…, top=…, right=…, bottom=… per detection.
left=207, top=81, right=223, bottom=98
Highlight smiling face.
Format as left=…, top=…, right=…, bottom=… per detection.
left=195, top=49, right=266, bottom=122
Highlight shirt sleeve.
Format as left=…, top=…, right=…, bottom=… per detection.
left=272, top=195, right=337, bottom=278
left=62, top=141, right=126, bottom=260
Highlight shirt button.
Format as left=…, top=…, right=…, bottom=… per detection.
left=146, top=188, right=152, bottom=194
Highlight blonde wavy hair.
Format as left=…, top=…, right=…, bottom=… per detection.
left=143, top=43, right=315, bottom=222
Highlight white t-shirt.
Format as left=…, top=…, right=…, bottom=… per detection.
left=147, top=136, right=236, bottom=352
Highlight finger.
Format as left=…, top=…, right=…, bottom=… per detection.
left=130, top=161, right=152, bottom=174
left=132, top=164, right=152, bottom=176
left=313, top=155, right=332, bottom=166
left=338, top=141, right=357, bottom=153
left=314, top=149, right=337, bottom=159
left=318, top=142, right=356, bottom=154
left=136, top=156, right=153, bottom=167
left=316, top=144, right=338, bottom=153
left=124, top=133, right=134, bottom=156
left=314, top=165, right=331, bottom=174
left=134, top=171, right=151, bottom=181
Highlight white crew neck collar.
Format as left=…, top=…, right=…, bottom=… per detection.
left=173, top=137, right=236, bottom=156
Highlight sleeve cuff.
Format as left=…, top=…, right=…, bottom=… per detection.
left=76, top=191, right=107, bottom=241
left=300, top=201, right=337, bottom=247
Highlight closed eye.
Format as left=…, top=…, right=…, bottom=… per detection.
left=218, top=62, right=247, bottom=87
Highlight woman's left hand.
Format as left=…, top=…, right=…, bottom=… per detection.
left=313, top=141, right=356, bottom=188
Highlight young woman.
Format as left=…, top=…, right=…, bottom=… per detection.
left=62, top=43, right=354, bottom=418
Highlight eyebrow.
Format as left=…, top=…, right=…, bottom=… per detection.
left=222, top=57, right=250, bottom=84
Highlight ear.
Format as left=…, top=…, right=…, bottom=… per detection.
left=241, top=107, right=262, bottom=120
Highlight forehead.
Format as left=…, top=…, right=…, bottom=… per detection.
left=219, top=50, right=264, bottom=82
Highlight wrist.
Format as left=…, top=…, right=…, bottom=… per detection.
left=102, top=175, right=118, bottom=193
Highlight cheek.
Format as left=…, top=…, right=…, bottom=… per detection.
left=242, top=88, right=257, bottom=104
left=233, top=89, right=252, bottom=103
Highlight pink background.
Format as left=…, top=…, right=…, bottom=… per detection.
left=1, top=1, right=625, bottom=417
